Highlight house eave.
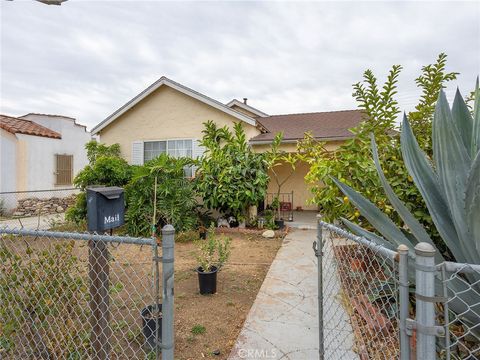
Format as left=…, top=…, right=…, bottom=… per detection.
left=249, top=136, right=352, bottom=145
left=226, top=99, right=269, bottom=117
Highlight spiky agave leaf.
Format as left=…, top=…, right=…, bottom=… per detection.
left=370, top=134, right=433, bottom=246
left=333, top=82, right=480, bottom=330
left=332, top=177, right=416, bottom=251
left=433, top=91, right=476, bottom=263
left=471, top=77, right=480, bottom=157
left=400, top=115, right=467, bottom=263
left=466, top=147, right=480, bottom=252
left=341, top=217, right=398, bottom=252
left=452, top=88, right=473, bottom=152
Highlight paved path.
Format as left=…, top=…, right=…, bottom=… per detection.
left=229, top=229, right=319, bottom=359
left=0, top=213, right=65, bottom=230
left=229, top=227, right=359, bottom=360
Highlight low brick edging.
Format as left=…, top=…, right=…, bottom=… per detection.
left=12, top=195, right=76, bottom=217
left=216, top=226, right=289, bottom=237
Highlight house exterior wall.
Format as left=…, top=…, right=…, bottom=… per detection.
left=254, top=140, right=344, bottom=211
left=19, top=114, right=91, bottom=191
left=97, top=86, right=261, bottom=163
left=266, top=160, right=316, bottom=211
left=0, top=129, right=17, bottom=195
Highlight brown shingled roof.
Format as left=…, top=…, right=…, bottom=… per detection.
left=0, top=114, right=61, bottom=139
left=250, top=110, right=363, bottom=143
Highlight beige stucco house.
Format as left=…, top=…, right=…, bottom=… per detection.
left=91, top=77, right=362, bottom=213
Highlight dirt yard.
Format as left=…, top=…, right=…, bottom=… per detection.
left=172, top=232, right=283, bottom=359
left=0, top=230, right=283, bottom=360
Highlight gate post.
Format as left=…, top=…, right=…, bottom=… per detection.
left=89, top=239, right=111, bottom=360
left=161, top=225, right=175, bottom=360
left=398, top=244, right=410, bottom=360
left=414, top=242, right=436, bottom=360
left=314, top=215, right=324, bottom=360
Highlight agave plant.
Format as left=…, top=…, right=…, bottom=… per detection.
left=333, top=80, right=479, bottom=327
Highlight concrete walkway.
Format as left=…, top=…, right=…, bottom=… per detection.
left=229, top=229, right=319, bottom=359
left=0, top=213, right=65, bottom=230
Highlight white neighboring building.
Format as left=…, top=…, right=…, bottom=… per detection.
left=0, top=113, right=91, bottom=211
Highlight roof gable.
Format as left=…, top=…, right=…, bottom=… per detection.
left=226, top=99, right=268, bottom=117
left=92, top=77, right=257, bottom=134
left=0, top=114, right=61, bottom=139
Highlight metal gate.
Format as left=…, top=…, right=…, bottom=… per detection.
left=314, top=218, right=480, bottom=360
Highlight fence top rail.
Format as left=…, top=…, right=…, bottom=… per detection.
left=0, top=226, right=154, bottom=246
left=440, top=260, right=480, bottom=274
left=0, top=188, right=78, bottom=195
left=318, top=220, right=398, bottom=262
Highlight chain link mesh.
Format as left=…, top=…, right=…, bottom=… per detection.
left=438, top=263, right=480, bottom=359
left=321, top=229, right=400, bottom=360
left=0, top=226, right=160, bottom=359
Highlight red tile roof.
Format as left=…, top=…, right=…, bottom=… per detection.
left=0, top=114, right=61, bottom=139
left=250, top=110, right=363, bottom=143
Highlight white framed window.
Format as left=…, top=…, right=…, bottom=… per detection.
left=144, top=139, right=194, bottom=162
left=143, top=139, right=195, bottom=177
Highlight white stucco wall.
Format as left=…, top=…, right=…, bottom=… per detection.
left=0, top=129, right=17, bottom=192
left=17, top=114, right=91, bottom=190
left=0, top=129, right=18, bottom=210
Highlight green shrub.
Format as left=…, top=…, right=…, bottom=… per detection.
left=299, top=53, right=457, bottom=253
left=125, top=154, right=198, bottom=236
left=66, top=142, right=132, bottom=224
left=196, top=121, right=272, bottom=220
left=335, top=82, right=479, bottom=329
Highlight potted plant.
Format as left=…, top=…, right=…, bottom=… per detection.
left=141, top=303, right=162, bottom=350
left=195, top=225, right=231, bottom=295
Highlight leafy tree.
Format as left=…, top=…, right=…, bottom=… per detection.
left=196, top=121, right=271, bottom=220
left=300, top=54, right=457, bottom=252
left=66, top=142, right=132, bottom=224
left=85, top=141, right=121, bottom=164
left=125, top=154, right=198, bottom=236
left=408, top=53, right=458, bottom=154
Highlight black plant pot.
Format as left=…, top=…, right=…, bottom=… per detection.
left=199, top=230, right=207, bottom=240
left=141, top=304, right=162, bottom=350
left=197, top=266, right=218, bottom=295
left=275, top=219, right=285, bottom=229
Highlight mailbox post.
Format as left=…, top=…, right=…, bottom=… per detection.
left=86, top=186, right=125, bottom=360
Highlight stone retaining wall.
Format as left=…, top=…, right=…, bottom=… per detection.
left=12, top=195, right=77, bottom=217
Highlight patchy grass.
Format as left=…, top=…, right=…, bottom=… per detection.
left=191, top=324, right=206, bottom=335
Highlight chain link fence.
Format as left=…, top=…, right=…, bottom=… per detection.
left=0, top=189, right=79, bottom=229
left=438, top=262, right=480, bottom=359
left=315, top=221, right=400, bottom=360
left=315, top=219, right=480, bottom=360
left=0, top=226, right=175, bottom=360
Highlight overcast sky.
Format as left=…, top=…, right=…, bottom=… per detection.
left=1, top=1, right=479, bottom=130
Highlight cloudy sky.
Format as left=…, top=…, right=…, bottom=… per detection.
left=1, top=1, right=479, bottom=130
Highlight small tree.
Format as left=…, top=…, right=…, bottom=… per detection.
left=196, top=121, right=271, bottom=220
left=267, top=132, right=298, bottom=220
left=125, top=154, right=198, bottom=236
